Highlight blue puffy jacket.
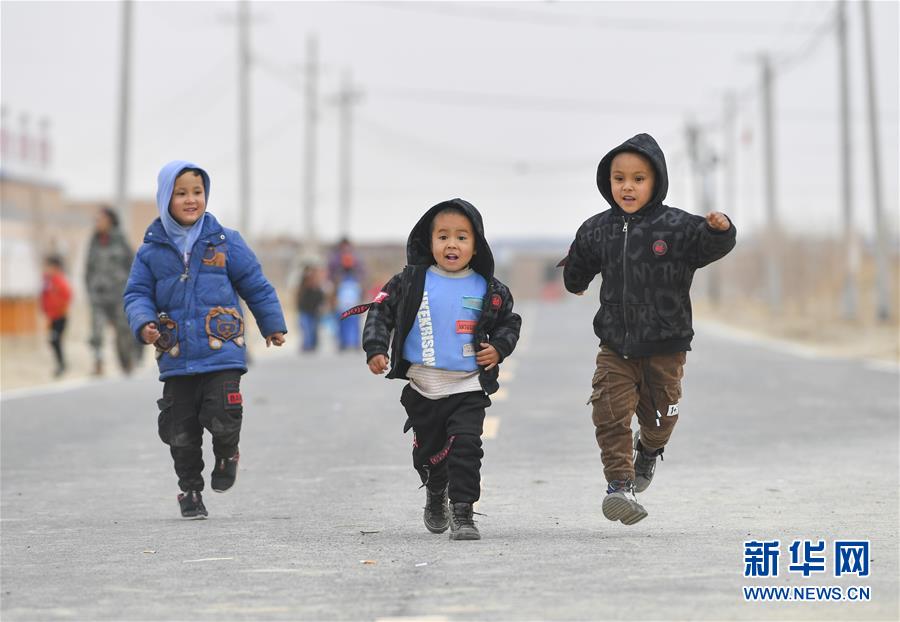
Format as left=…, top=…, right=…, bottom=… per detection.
left=124, top=212, right=286, bottom=380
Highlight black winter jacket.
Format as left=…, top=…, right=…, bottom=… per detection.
left=563, top=133, right=736, bottom=358
left=361, top=199, right=521, bottom=395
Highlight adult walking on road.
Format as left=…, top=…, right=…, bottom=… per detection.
left=85, top=206, right=136, bottom=375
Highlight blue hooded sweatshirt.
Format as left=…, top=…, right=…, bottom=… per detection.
left=123, top=162, right=287, bottom=380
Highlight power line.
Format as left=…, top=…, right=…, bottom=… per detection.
left=203, top=109, right=301, bottom=172
left=373, top=2, right=823, bottom=35
left=356, top=114, right=514, bottom=170
left=368, top=85, right=681, bottom=117
left=253, top=57, right=687, bottom=118
left=254, top=54, right=305, bottom=91
left=695, top=8, right=845, bottom=134
left=358, top=113, right=597, bottom=176
left=151, top=58, right=232, bottom=115
left=773, top=7, right=838, bottom=75
left=356, top=114, right=682, bottom=178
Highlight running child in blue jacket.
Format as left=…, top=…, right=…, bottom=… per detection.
left=124, top=161, right=287, bottom=519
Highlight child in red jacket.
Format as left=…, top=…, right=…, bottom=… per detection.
left=40, top=255, right=72, bottom=377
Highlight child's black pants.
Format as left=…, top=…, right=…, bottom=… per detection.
left=156, top=370, right=243, bottom=492
left=48, top=317, right=66, bottom=369
left=401, top=384, right=490, bottom=505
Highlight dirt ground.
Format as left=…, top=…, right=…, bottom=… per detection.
left=693, top=298, right=899, bottom=363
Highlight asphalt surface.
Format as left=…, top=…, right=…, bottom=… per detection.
left=2, top=298, right=898, bottom=621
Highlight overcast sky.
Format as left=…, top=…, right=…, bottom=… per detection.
left=2, top=0, right=898, bottom=242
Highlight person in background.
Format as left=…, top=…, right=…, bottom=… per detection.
left=85, top=206, right=136, bottom=375
left=40, top=254, right=72, bottom=378
left=326, top=238, right=367, bottom=351
left=327, top=237, right=364, bottom=285
left=297, top=264, right=325, bottom=352
left=335, top=266, right=363, bottom=351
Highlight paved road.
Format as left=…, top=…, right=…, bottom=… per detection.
left=2, top=298, right=898, bottom=621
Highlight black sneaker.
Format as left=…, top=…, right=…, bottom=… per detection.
left=211, top=451, right=239, bottom=493
left=449, top=502, right=481, bottom=541
left=178, top=490, right=208, bottom=519
left=602, top=479, right=647, bottom=525
left=633, top=430, right=663, bottom=493
left=423, top=485, right=450, bottom=534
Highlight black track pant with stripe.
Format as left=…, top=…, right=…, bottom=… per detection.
left=401, top=384, right=490, bottom=505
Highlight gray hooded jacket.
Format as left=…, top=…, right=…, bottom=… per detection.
left=86, top=228, right=134, bottom=305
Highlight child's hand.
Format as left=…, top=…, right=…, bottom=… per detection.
left=476, top=342, right=500, bottom=370
left=368, top=354, right=389, bottom=375
left=141, top=322, right=160, bottom=345
left=706, top=212, right=731, bottom=231
left=266, top=332, right=286, bottom=347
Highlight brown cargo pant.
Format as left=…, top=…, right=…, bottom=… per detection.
left=588, top=346, right=686, bottom=484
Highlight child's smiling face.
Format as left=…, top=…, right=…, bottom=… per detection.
left=431, top=210, right=476, bottom=272
left=610, top=152, right=655, bottom=214
left=169, top=171, right=206, bottom=226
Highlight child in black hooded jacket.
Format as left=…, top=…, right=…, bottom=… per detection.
left=562, top=133, right=735, bottom=525
left=349, top=198, right=521, bottom=540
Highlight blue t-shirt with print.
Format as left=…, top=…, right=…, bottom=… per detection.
left=402, top=267, right=487, bottom=372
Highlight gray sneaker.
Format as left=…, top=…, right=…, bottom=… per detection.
left=423, top=485, right=450, bottom=534
left=602, top=480, right=647, bottom=525
left=633, top=430, right=663, bottom=493
left=449, top=502, right=481, bottom=540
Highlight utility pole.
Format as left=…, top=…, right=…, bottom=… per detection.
left=684, top=121, right=706, bottom=209
left=303, top=35, right=319, bottom=250
left=336, top=71, right=363, bottom=239
left=837, top=0, right=859, bottom=320
left=702, top=146, right=721, bottom=305
left=686, top=121, right=721, bottom=304
left=722, top=91, right=737, bottom=224
left=237, top=0, right=251, bottom=237
left=860, top=0, right=891, bottom=321
left=114, top=0, right=133, bottom=233
left=721, top=92, right=737, bottom=304
left=760, top=54, right=782, bottom=314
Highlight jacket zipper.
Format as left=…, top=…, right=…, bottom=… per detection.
left=621, top=218, right=630, bottom=358
left=152, top=236, right=190, bottom=281
left=177, top=243, right=192, bottom=281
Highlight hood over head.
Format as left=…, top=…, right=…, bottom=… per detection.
left=155, top=160, right=211, bottom=258
left=596, top=133, right=668, bottom=214
left=406, top=198, right=494, bottom=279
